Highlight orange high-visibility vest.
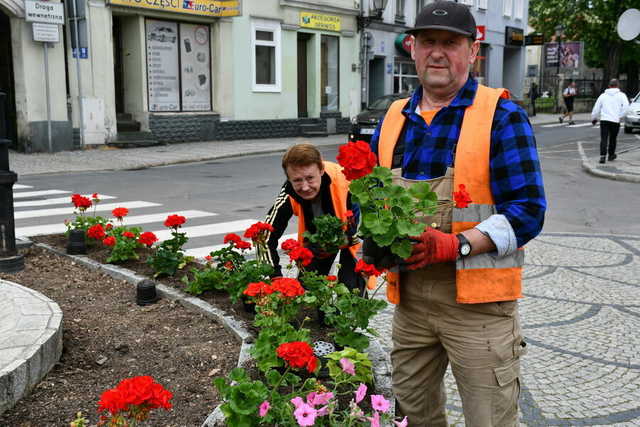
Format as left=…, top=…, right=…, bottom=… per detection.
left=377, top=84, right=523, bottom=304
left=289, top=161, right=359, bottom=258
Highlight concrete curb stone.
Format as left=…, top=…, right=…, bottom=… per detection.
left=577, top=141, right=640, bottom=183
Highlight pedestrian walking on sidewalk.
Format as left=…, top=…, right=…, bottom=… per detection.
left=259, top=143, right=364, bottom=293
left=364, top=2, right=547, bottom=425
left=559, top=81, right=577, bottom=125
left=529, top=82, right=539, bottom=117
left=591, top=79, right=630, bottom=164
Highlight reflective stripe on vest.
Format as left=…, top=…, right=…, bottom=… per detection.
left=289, top=161, right=359, bottom=259
left=378, top=84, right=522, bottom=304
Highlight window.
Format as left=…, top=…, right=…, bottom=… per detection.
left=459, top=0, right=474, bottom=6
left=251, top=19, right=281, bottom=92
left=393, top=60, right=419, bottom=94
left=321, top=35, right=339, bottom=112
left=395, top=0, right=405, bottom=23
left=477, top=0, right=488, bottom=10
left=472, top=44, right=487, bottom=85
left=514, top=0, right=524, bottom=20
left=503, top=0, right=513, bottom=17
left=416, top=0, right=433, bottom=16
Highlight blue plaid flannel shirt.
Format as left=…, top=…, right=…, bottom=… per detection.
left=370, top=77, right=546, bottom=248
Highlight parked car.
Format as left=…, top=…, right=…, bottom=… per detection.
left=624, top=92, right=640, bottom=134
left=349, top=93, right=410, bottom=142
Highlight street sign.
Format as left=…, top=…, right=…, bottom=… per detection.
left=72, top=47, right=89, bottom=59
left=525, top=34, right=544, bottom=46
left=476, top=25, right=486, bottom=41
left=25, top=1, right=65, bottom=25
left=32, top=23, right=60, bottom=43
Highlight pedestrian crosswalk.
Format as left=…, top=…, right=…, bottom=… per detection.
left=12, top=185, right=295, bottom=261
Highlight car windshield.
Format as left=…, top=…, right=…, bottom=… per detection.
left=369, top=96, right=399, bottom=110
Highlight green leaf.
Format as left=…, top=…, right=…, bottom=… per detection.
left=391, top=238, right=413, bottom=259
left=408, top=182, right=435, bottom=200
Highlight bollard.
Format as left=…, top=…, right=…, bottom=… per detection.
left=0, top=91, right=24, bottom=273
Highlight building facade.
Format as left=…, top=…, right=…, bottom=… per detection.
left=360, top=0, right=529, bottom=109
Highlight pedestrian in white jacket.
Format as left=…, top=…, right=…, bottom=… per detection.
left=591, top=79, right=630, bottom=164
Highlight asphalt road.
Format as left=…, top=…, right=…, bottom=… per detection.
left=16, top=123, right=640, bottom=238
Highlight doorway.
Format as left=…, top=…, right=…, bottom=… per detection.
left=113, top=15, right=125, bottom=114
left=368, top=57, right=385, bottom=105
left=0, top=10, right=17, bottom=147
left=297, top=33, right=311, bottom=118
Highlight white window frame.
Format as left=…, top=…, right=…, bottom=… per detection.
left=503, top=0, right=513, bottom=17
left=459, top=0, right=474, bottom=6
left=514, top=0, right=524, bottom=20
left=477, top=0, right=488, bottom=10
left=251, top=19, right=281, bottom=92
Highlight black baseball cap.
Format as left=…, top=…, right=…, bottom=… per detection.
left=407, top=1, right=476, bottom=40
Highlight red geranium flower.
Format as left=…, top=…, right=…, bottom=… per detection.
left=336, top=141, right=377, bottom=181
left=98, top=375, right=172, bottom=417
left=112, top=207, right=129, bottom=219
left=235, top=240, right=252, bottom=250
left=164, top=214, right=186, bottom=229
left=204, top=255, right=213, bottom=262
left=271, top=277, right=305, bottom=298
left=103, top=236, right=117, bottom=247
left=281, top=239, right=300, bottom=251
left=244, top=222, right=274, bottom=241
left=355, top=259, right=383, bottom=277
left=288, top=246, right=314, bottom=267
left=87, top=224, right=106, bottom=240
left=138, top=231, right=158, bottom=247
left=224, top=261, right=234, bottom=270
left=71, top=194, right=92, bottom=210
left=453, top=184, right=472, bottom=209
left=276, top=341, right=317, bottom=373
left=243, top=281, right=274, bottom=297
left=327, top=275, right=337, bottom=281
left=105, top=223, right=113, bottom=231
left=224, top=233, right=242, bottom=244
left=122, top=231, right=135, bottom=239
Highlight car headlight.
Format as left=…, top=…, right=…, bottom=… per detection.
left=351, top=116, right=358, bottom=125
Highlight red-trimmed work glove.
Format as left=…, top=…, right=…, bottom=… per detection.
left=404, top=228, right=459, bottom=270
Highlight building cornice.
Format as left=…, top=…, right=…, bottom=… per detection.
left=279, top=0, right=358, bottom=16
left=0, top=0, right=25, bottom=18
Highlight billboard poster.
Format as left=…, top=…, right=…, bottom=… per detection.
left=545, top=42, right=581, bottom=68
left=180, top=23, right=211, bottom=111
left=109, top=0, right=240, bottom=18
left=146, top=19, right=180, bottom=112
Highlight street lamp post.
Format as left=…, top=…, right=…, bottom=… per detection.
left=0, top=91, right=24, bottom=273
left=555, top=25, right=564, bottom=76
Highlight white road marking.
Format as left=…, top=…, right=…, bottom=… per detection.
left=15, top=194, right=116, bottom=208
left=13, top=184, right=33, bottom=189
left=15, top=210, right=217, bottom=237
left=14, top=201, right=161, bottom=220
left=185, top=233, right=298, bottom=259
left=151, top=219, right=259, bottom=242
left=13, top=190, right=70, bottom=199
left=567, top=123, right=593, bottom=128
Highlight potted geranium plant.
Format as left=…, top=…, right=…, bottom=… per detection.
left=336, top=141, right=438, bottom=259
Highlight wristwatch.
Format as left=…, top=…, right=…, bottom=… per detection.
left=456, top=234, right=472, bottom=257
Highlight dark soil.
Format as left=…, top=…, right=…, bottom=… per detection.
left=0, top=244, right=240, bottom=427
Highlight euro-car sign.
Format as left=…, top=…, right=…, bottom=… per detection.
left=25, top=1, right=65, bottom=25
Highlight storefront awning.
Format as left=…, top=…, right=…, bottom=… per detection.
left=394, top=33, right=411, bottom=57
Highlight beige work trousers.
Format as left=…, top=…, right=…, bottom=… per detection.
left=390, top=169, right=523, bottom=426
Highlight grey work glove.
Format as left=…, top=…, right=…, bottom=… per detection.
left=362, top=238, right=400, bottom=270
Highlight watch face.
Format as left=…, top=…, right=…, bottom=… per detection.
left=460, top=244, right=471, bottom=256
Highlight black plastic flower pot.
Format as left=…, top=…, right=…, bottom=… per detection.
left=241, top=297, right=256, bottom=314
left=66, top=229, right=87, bottom=255
left=136, top=279, right=159, bottom=306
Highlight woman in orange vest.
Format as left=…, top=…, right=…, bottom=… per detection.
left=259, top=144, right=364, bottom=293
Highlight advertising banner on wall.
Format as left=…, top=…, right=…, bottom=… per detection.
left=146, top=19, right=180, bottom=112
left=109, top=0, right=240, bottom=18
left=545, top=41, right=581, bottom=68
left=180, top=23, right=211, bottom=111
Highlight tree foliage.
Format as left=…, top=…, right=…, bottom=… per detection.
left=529, top=0, right=640, bottom=92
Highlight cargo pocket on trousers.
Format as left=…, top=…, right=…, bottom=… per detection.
left=492, top=358, right=521, bottom=425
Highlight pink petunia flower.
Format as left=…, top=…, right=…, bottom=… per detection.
left=259, top=400, right=270, bottom=417
left=293, top=403, right=317, bottom=427
left=290, top=396, right=305, bottom=409
left=355, top=383, right=367, bottom=404
left=394, top=416, right=409, bottom=427
left=370, top=395, right=390, bottom=413
left=340, top=357, right=356, bottom=376
left=307, top=391, right=333, bottom=406
left=366, top=410, right=381, bottom=427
